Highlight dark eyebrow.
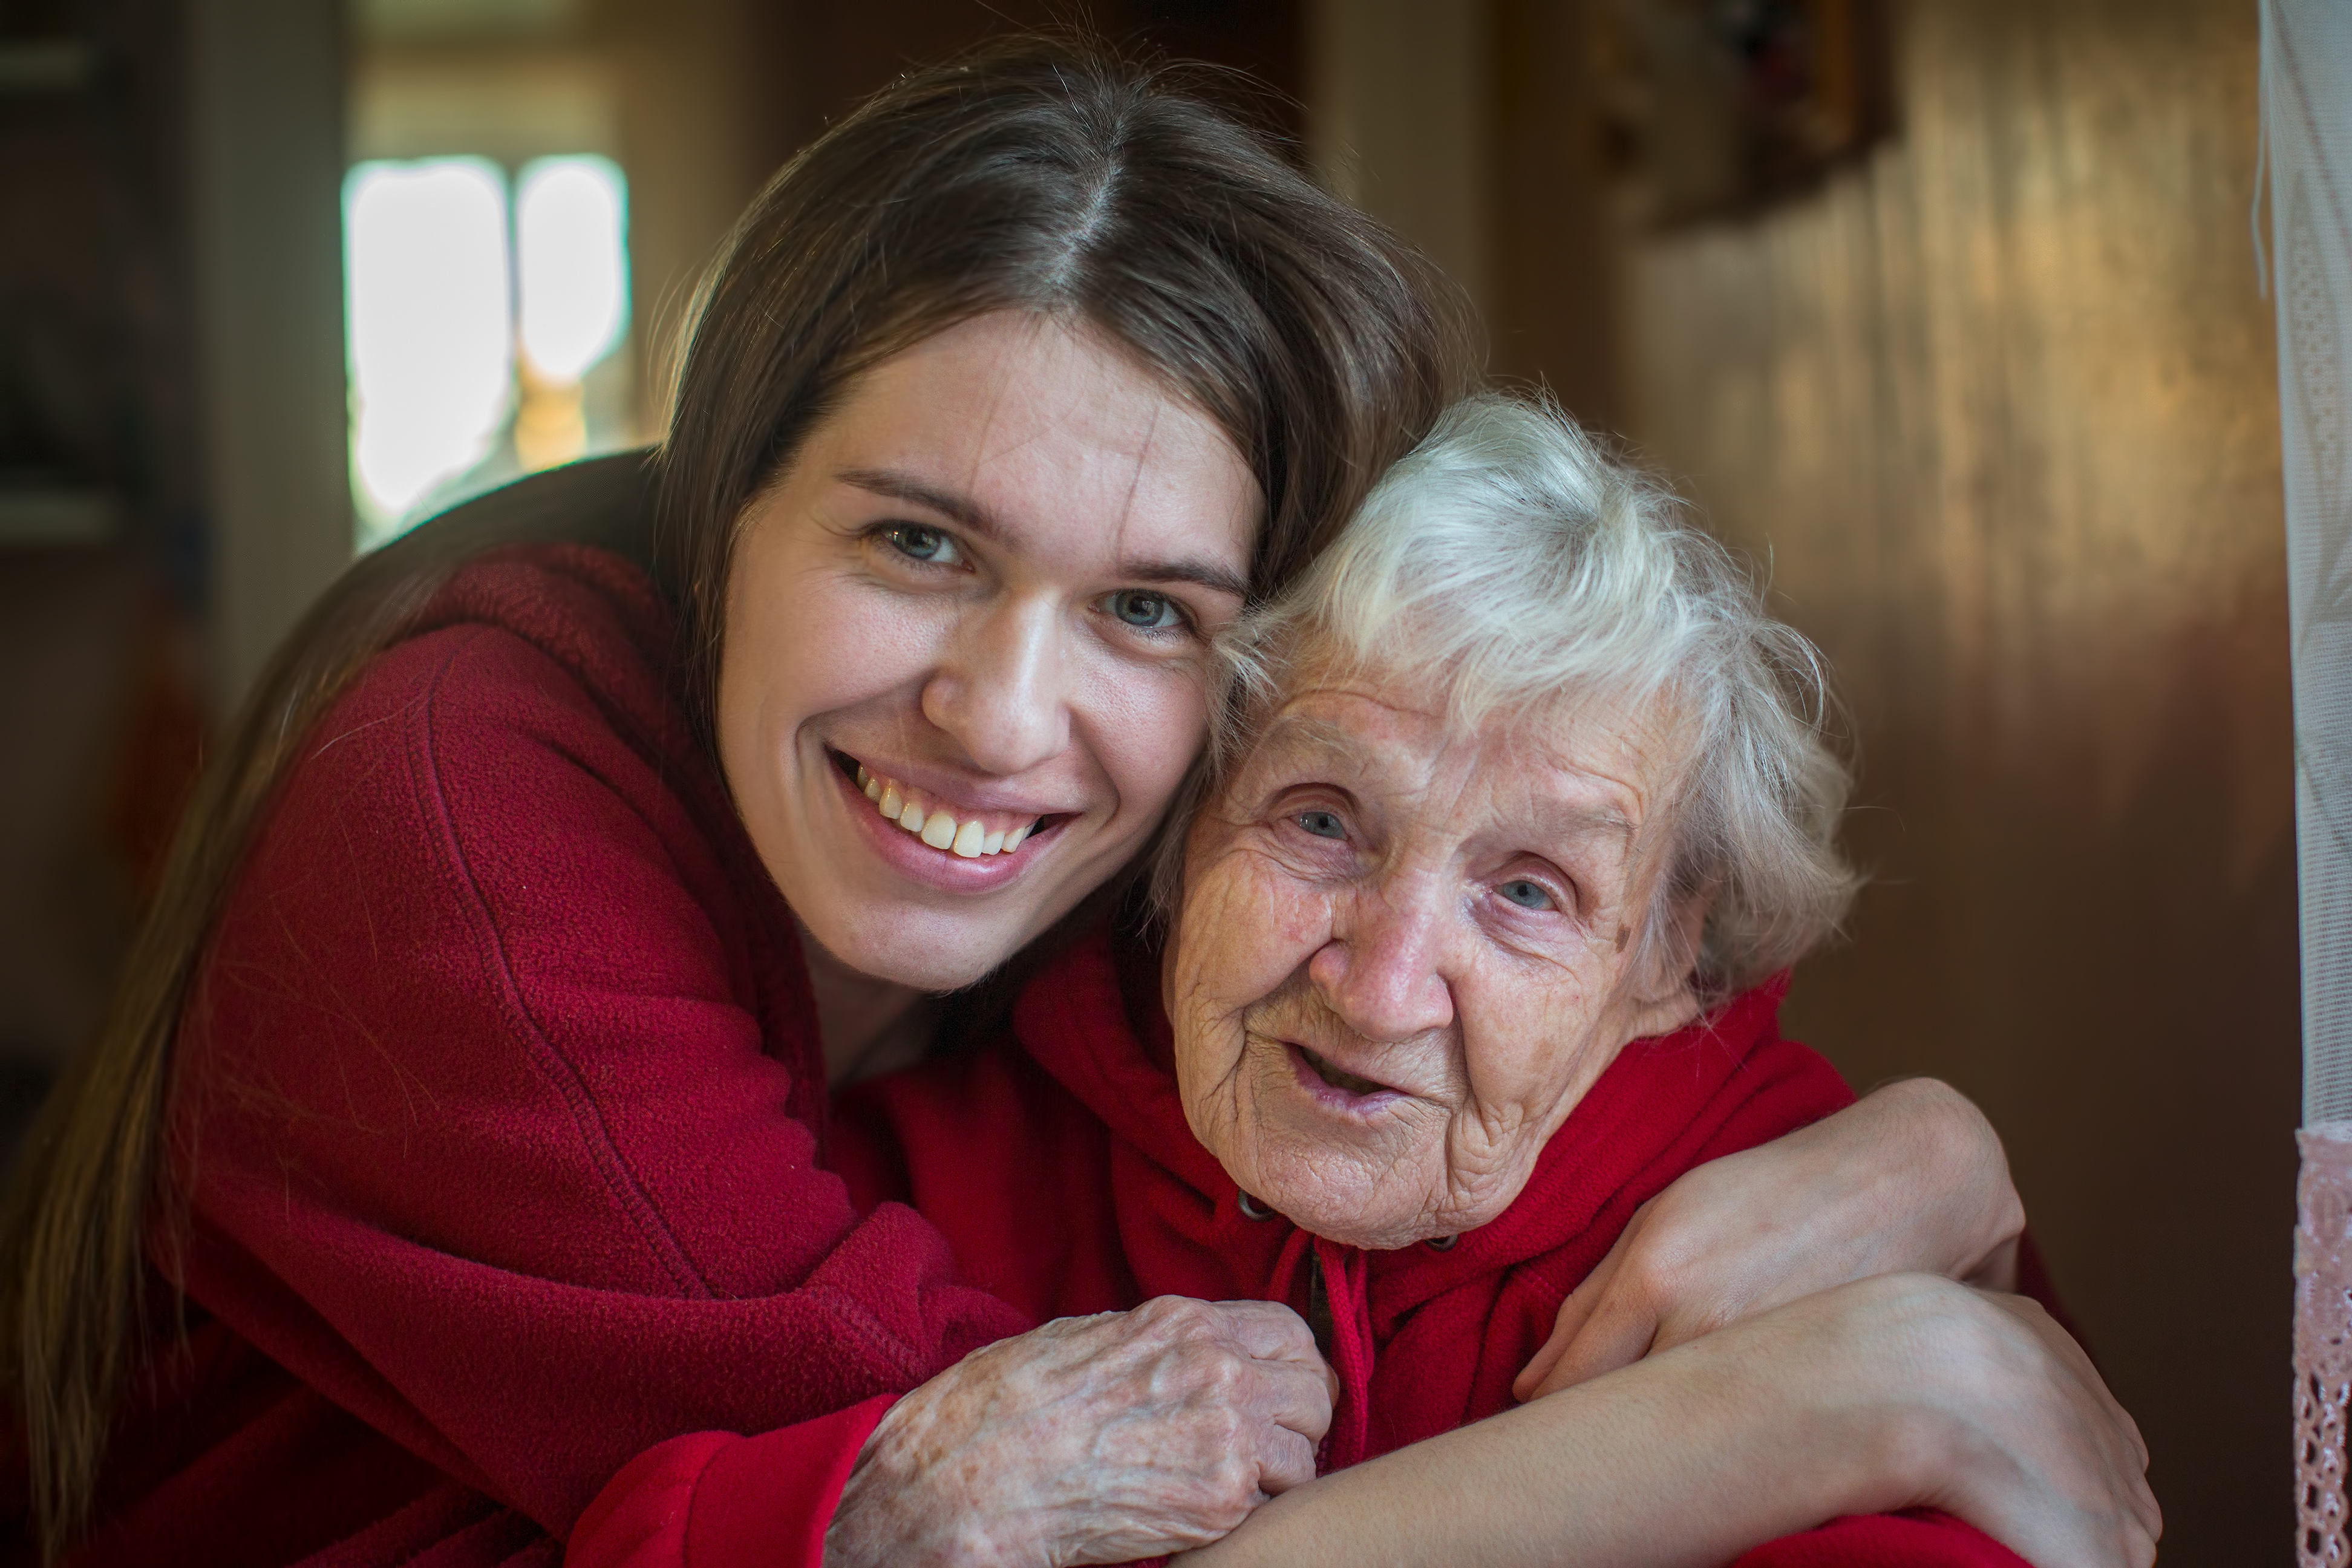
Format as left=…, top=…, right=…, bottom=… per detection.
left=838, top=466, right=1252, bottom=602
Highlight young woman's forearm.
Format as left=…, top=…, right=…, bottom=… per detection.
left=1182, top=1276, right=2158, bottom=1568
left=1518, top=1076, right=2027, bottom=1400
left=1178, top=1328, right=1889, bottom=1568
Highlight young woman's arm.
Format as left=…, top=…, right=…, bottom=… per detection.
left=1183, top=1275, right=2157, bottom=1568
left=1519, top=1076, right=2028, bottom=1398
left=166, top=557, right=1047, bottom=1537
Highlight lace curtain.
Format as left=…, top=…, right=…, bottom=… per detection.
left=2267, top=2, right=2352, bottom=1561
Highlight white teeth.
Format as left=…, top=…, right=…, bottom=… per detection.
left=857, top=766, right=1035, bottom=855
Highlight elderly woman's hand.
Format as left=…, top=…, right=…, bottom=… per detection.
left=1514, top=1076, right=2025, bottom=1400
left=824, top=1296, right=1334, bottom=1567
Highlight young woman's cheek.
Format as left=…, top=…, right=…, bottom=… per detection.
left=1068, top=650, right=1214, bottom=833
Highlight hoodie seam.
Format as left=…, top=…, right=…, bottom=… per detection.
left=409, top=624, right=713, bottom=1301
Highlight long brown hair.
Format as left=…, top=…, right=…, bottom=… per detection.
left=0, top=35, right=1474, bottom=1557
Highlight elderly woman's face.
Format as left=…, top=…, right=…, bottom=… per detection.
left=1168, top=675, right=1705, bottom=1249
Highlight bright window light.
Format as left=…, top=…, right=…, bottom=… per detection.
left=515, top=155, right=629, bottom=384
left=344, top=157, right=514, bottom=535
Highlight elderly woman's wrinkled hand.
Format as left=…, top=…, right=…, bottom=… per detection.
left=1514, top=1076, right=2028, bottom=1400
left=823, top=1296, right=1334, bottom=1568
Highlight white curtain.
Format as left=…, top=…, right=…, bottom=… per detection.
left=2267, top=2, right=2352, bottom=1561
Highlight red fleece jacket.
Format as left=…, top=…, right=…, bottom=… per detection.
left=18, top=544, right=1027, bottom=1567
left=808, top=928, right=2035, bottom=1568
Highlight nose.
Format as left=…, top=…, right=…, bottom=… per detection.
left=1307, top=881, right=1458, bottom=1043
left=920, top=595, right=1071, bottom=776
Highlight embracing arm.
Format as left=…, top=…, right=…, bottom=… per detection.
left=175, top=570, right=1030, bottom=1533
left=1519, top=1077, right=2027, bottom=1398
left=1181, top=1275, right=2157, bottom=1568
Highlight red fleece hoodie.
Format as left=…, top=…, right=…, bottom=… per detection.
left=803, top=927, right=2036, bottom=1568
left=18, top=544, right=1025, bottom=1567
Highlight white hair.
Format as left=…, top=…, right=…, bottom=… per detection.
left=1176, top=391, right=1858, bottom=1000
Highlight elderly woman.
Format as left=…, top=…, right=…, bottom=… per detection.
left=822, top=394, right=2155, bottom=1567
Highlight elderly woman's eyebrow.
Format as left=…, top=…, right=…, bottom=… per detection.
left=839, top=466, right=1251, bottom=599
left=1530, top=802, right=1636, bottom=844
left=1256, top=714, right=1382, bottom=769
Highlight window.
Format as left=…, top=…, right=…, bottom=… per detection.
left=343, top=152, right=629, bottom=546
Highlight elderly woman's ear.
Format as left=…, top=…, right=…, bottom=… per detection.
left=1612, top=876, right=1714, bottom=1042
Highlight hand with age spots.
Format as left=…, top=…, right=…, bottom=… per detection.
left=825, top=1298, right=1334, bottom=1568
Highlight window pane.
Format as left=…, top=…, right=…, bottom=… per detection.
left=343, top=157, right=514, bottom=541
left=515, top=154, right=629, bottom=384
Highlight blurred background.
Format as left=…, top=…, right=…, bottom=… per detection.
left=0, top=0, right=2290, bottom=1558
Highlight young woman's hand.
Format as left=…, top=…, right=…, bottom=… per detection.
left=1515, top=1077, right=2025, bottom=1399
left=1743, top=1273, right=2158, bottom=1568
left=825, top=1296, right=1334, bottom=1567
left=1891, top=1280, right=2161, bottom=1567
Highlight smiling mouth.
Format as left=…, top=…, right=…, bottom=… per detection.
left=1296, top=1045, right=1393, bottom=1098
left=830, top=748, right=1064, bottom=860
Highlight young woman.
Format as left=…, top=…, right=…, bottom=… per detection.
left=2, top=41, right=2037, bottom=1568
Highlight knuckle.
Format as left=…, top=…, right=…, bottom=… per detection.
left=1201, top=1404, right=1252, bottom=1453
left=1204, top=1351, right=1251, bottom=1398
left=1140, top=1295, right=1216, bottom=1341
left=1209, top=1454, right=1258, bottom=1509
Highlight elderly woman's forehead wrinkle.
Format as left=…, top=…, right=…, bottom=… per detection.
left=1247, top=711, right=1402, bottom=789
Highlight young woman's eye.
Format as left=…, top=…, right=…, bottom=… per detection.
left=1296, top=809, right=1347, bottom=841
left=880, top=523, right=962, bottom=566
left=1104, top=589, right=1183, bottom=631
left=1497, top=878, right=1555, bottom=911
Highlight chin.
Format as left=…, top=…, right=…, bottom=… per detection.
left=1274, top=1189, right=1434, bottom=1251
left=804, top=906, right=1012, bottom=993
left=1238, top=1144, right=1441, bottom=1251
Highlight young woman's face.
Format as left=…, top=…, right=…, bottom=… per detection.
left=718, top=311, right=1260, bottom=993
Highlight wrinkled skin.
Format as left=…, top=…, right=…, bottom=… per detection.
left=826, top=1297, right=1333, bottom=1567
left=1168, top=677, right=1704, bottom=1249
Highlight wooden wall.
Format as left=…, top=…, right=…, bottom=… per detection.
left=1597, top=0, right=2293, bottom=1556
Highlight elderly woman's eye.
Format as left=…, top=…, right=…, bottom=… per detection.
left=1105, top=589, right=1183, bottom=630
left=881, top=524, right=961, bottom=565
left=1296, top=809, right=1347, bottom=840
left=1498, top=879, right=1555, bottom=910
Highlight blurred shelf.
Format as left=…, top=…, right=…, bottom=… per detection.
left=0, top=40, right=96, bottom=96
left=0, top=486, right=117, bottom=547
